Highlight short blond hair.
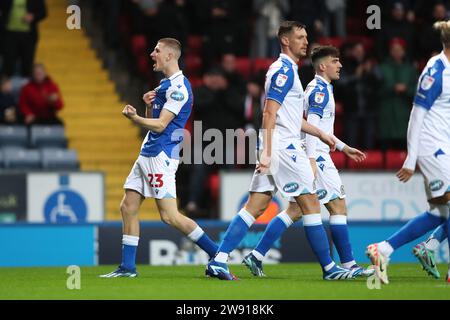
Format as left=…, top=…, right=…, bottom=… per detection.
left=158, top=38, right=182, bottom=59
left=434, top=20, right=450, bottom=48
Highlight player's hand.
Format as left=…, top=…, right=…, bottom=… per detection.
left=309, top=158, right=317, bottom=177
left=396, top=167, right=414, bottom=183
left=143, top=90, right=156, bottom=106
left=256, top=151, right=271, bottom=174
left=122, top=104, right=137, bottom=119
left=343, top=146, right=366, bottom=162
left=319, top=132, right=336, bottom=151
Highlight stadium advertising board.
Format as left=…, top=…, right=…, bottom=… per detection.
left=98, top=223, right=320, bottom=266
left=220, top=171, right=428, bottom=221
left=0, top=173, right=27, bottom=222
left=27, top=173, right=104, bottom=223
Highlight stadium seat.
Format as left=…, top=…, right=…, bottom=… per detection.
left=208, top=173, right=220, bottom=202
left=184, top=54, right=202, bottom=76
left=3, top=148, right=41, bottom=169
left=30, top=125, right=67, bottom=148
left=335, top=101, right=343, bottom=116
left=330, top=151, right=346, bottom=169
left=385, top=150, right=407, bottom=170
left=130, top=35, right=147, bottom=57
left=0, top=125, right=28, bottom=147
left=253, top=58, right=274, bottom=76
left=41, top=148, right=79, bottom=170
left=347, top=150, right=384, bottom=170
left=189, top=76, right=203, bottom=88
left=234, top=57, right=252, bottom=80
left=187, top=35, right=203, bottom=54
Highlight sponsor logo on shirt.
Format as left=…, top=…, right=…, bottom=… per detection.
left=170, top=91, right=185, bottom=101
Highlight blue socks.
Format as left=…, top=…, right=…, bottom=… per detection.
left=121, top=235, right=139, bottom=271
left=215, top=208, right=255, bottom=262
left=254, top=211, right=293, bottom=257
left=187, top=226, right=218, bottom=259
left=303, top=214, right=334, bottom=271
left=329, top=215, right=355, bottom=267
left=431, top=222, right=448, bottom=243
left=387, top=211, right=444, bottom=250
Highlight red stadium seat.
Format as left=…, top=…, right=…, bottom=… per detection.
left=130, top=35, right=147, bottom=57
left=234, top=57, right=252, bottom=80
left=335, top=101, right=343, bottom=116
left=189, top=76, right=203, bottom=88
left=385, top=150, right=407, bottom=170
left=347, top=150, right=384, bottom=170
left=330, top=151, right=346, bottom=169
left=253, top=58, right=274, bottom=76
left=317, top=37, right=344, bottom=49
left=187, top=35, right=203, bottom=54
left=184, top=54, right=202, bottom=76
left=208, top=173, right=220, bottom=202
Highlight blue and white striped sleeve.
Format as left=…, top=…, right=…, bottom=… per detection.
left=266, top=67, right=294, bottom=105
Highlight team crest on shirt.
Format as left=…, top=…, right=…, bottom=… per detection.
left=429, top=179, right=444, bottom=191
left=314, top=92, right=325, bottom=104
left=420, top=75, right=435, bottom=91
left=276, top=74, right=288, bottom=87
left=170, top=91, right=185, bottom=101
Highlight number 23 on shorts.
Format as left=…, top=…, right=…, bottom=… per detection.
left=148, top=173, right=164, bottom=188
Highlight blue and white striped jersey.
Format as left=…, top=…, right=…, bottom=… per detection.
left=140, top=71, right=193, bottom=159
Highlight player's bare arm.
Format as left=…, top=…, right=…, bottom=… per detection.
left=256, top=99, right=281, bottom=174
left=301, top=119, right=336, bottom=151
left=122, top=104, right=175, bottom=133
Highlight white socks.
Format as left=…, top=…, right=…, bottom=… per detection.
left=378, top=241, right=394, bottom=258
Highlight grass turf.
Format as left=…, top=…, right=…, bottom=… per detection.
left=0, top=263, right=449, bottom=300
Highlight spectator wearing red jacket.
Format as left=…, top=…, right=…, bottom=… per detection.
left=19, top=64, right=63, bottom=125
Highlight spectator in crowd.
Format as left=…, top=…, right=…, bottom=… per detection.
left=185, top=67, right=244, bottom=216
left=375, top=0, right=415, bottom=61
left=336, top=41, right=378, bottom=149
left=417, top=2, right=448, bottom=59
left=196, top=0, right=240, bottom=69
left=252, top=0, right=290, bottom=58
left=376, top=38, right=416, bottom=150
left=19, top=64, right=63, bottom=125
left=0, top=76, right=19, bottom=124
left=220, top=53, right=247, bottom=94
left=323, top=0, right=347, bottom=37
left=0, top=0, right=47, bottom=77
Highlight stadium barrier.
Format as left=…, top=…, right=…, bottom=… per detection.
left=220, top=171, right=428, bottom=221
left=0, top=221, right=447, bottom=267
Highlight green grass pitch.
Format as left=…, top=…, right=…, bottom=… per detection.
left=1, top=263, right=449, bottom=300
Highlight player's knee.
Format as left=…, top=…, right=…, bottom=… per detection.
left=160, top=211, right=176, bottom=226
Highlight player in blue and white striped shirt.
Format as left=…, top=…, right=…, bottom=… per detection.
left=100, top=38, right=218, bottom=278
left=367, top=21, right=450, bottom=284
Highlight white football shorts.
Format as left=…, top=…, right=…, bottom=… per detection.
left=124, top=152, right=179, bottom=199
left=249, top=148, right=315, bottom=198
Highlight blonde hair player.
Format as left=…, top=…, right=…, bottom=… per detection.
left=100, top=38, right=219, bottom=278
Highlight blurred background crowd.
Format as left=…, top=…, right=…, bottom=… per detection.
left=0, top=0, right=448, bottom=218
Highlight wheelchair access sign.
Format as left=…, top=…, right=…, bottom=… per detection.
left=27, top=173, right=104, bottom=223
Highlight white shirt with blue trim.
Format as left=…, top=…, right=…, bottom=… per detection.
left=261, top=53, right=304, bottom=151
left=140, top=70, right=193, bottom=159
left=303, top=75, right=335, bottom=155
left=413, top=52, right=450, bottom=156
